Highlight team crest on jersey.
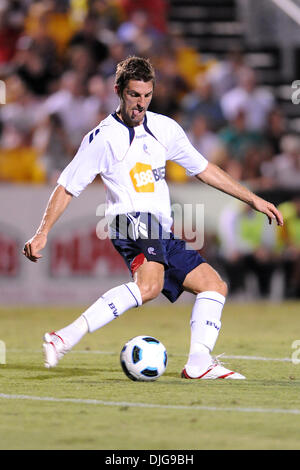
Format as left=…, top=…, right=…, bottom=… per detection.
left=129, top=162, right=165, bottom=193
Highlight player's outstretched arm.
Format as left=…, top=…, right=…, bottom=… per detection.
left=23, top=184, right=73, bottom=262
left=196, top=162, right=284, bottom=226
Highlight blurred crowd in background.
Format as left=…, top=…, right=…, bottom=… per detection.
left=0, top=0, right=299, bottom=299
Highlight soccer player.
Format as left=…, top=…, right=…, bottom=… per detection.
left=23, top=57, right=283, bottom=379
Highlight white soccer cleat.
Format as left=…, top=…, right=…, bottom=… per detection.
left=181, top=356, right=246, bottom=380
left=43, top=332, right=70, bottom=368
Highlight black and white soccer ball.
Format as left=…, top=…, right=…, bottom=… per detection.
left=120, top=335, right=168, bottom=381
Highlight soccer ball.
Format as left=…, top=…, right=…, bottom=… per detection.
left=120, top=335, right=168, bottom=381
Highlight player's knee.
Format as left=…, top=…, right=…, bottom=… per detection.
left=197, top=278, right=228, bottom=297
left=207, top=273, right=228, bottom=297
left=139, top=281, right=162, bottom=303
left=217, top=279, right=228, bottom=297
left=208, top=277, right=228, bottom=297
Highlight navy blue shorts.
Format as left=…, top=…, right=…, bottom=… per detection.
left=110, top=213, right=205, bottom=303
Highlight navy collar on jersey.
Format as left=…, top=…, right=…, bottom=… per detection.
left=143, top=114, right=158, bottom=141
left=112, top=111, right=135, bottom=145
left=112, top=111, right=158, bottom=145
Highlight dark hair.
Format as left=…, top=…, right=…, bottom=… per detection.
left=115, top=56, right=155, bottom=95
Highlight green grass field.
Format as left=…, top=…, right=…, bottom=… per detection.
left=0, top=301, right=300, bottom=450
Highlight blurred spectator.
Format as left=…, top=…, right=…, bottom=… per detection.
left=260, top=134, right=300, bottom=190
left=149, top=78, right=180, bottom=117
left=217, top=201, right=278, bottom=298
left=150, top=51, right=189, bottom=117
left=68, top=13, right=109, bottom=67
left=13, top=34, right=58, bottom=96
left=69, top=0, right=89, bottom=25
left=207, top=48, right=246, bottom=99
left=87, top=74, right=118, bottom=114
left=264, top=108, right=287, bottom=155
left=40, top=70, right=101, bottom=150
left=186, top=114, right=227, bottom=167
left=180, top=74, right=226, bottom=131
left=88, top=0, right=124, bottom=34
left=119, top=0, right=169, bottom=34
left=218, top=108, right=265, bottom=167
left=277, top=198, right=300, bottom=298
left=99, top=36, right=128, bottom=78
left=241, top=145, right=275, bottom=190
left=0, top=2, right=24, bottom=72
left=117, top=9, right=163, bottom=57
left=32, top=112, right=73, bottom=184
left=220, top=67, right=275, bottom=132
left=65, top=44, right=98, bottom=82
left=0, top=124, right=45, bottom=184
left=1, top=73, right=41, bottom=136
left=19, top=6, right=58, bottom=64
left=167, top=26, right=217, bottom=91
left=24, top=1, right=77, bottom=57
left=0, top=71, right=45, bottom=182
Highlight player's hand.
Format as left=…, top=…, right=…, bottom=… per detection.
left=251, top=196, right=284, bottom=226
left=22, top=233, right=47, bottom=263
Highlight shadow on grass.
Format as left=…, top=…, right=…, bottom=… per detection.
left=2, top=363, right=101, bottom=379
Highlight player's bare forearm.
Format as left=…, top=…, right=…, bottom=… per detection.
left=23, top=185, right=73, bottom=262
left=35, top=185, right=73, bottom=236
left=196, top=162, right=284, bottom=226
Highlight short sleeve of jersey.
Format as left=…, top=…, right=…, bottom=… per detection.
left=165, top=118, right=208, bottom=176
left=57, top=132, right=109, bottom=197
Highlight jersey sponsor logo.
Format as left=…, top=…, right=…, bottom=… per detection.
left=152, top=166, right=165, bottom=181
left=129, top=162, right=165, bottom=193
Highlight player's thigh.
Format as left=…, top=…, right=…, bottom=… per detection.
left=183, top=262, right=228, bottom=296
left=134, top=259, right=165, bottom=302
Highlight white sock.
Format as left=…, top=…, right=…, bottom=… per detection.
left=83, top=281, right=142, bottom=333
left=56, top=316, right=89, bottom=348
left=185, top=291, right=225, bottom=377
left=55, top=282, right=142, bottom=347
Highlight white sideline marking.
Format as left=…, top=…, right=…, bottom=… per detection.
left=75, top=352, right=294, bottom=362
left=7, top=349, right=294, bottom=362
left=0, top=393, right=299, bottom=415
left=223, top=355, right=293, bottom=363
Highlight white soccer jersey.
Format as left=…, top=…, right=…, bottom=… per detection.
left=58, top=111, right=208, bottom=232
